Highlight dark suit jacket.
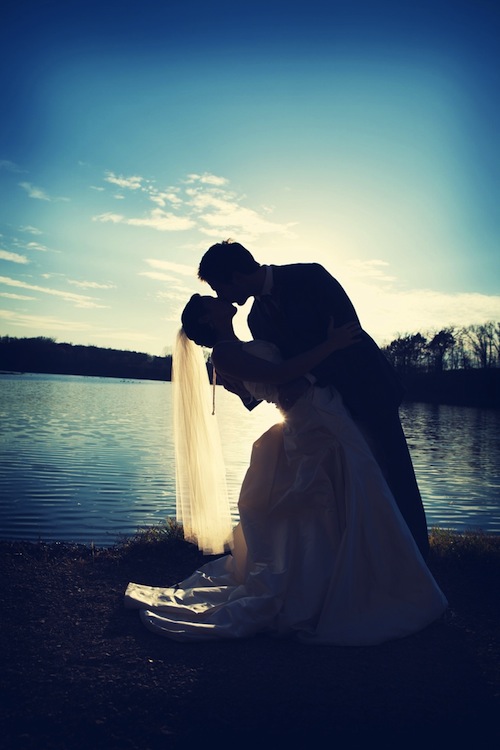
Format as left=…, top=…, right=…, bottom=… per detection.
left=246, top=263, right=404, bottom=419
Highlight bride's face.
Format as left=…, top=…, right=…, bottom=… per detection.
left=202, top=296, right=236, bottom=327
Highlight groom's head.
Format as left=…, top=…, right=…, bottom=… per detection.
left=198, top=240, right=264, bottom=304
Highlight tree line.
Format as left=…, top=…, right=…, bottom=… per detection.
left=1, top=324, right=499, bottom=408
left=380, top=322, right=500, bottom=409
left=0, top=336, right=172, bottom=381
left=381, top=321, right=500, bottom=374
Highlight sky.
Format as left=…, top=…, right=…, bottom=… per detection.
left=0, top=0, right=499, bottom=356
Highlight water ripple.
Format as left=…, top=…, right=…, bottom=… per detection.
left=1, top=373, right=499, bottom=545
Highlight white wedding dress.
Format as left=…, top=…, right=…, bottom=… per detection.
left=125, top=341, right=447, bottom=645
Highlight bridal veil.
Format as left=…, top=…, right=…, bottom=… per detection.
left=172, top=329, right=233, bottom=554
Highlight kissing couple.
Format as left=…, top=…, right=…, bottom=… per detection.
left=125, top=241, right=446, bottom=646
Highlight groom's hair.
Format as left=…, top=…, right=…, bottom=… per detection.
left=198, top=240, right=260, bottom=284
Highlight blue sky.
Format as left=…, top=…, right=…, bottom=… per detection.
left=1, top=0, right=499, bottom=355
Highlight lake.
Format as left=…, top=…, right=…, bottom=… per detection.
left=1, top=372, right=499, bottom=546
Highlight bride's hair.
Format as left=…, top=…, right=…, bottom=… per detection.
left=181, top=294, right=216, bottom=348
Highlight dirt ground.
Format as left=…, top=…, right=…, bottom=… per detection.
left=1, top=534, right=499, bottom=749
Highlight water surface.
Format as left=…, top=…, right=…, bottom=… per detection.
left=1, top=373, right=499, bottom=545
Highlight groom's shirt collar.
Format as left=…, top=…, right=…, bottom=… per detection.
left=257, top=265, right=273, bottom=298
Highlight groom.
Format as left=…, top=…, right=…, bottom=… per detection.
left=197, top=240, right=429, bottom=559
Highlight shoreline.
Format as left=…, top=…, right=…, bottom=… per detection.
left=2, top=367, right=500, bottom=410
left=1, top=529, right=499, bottom=747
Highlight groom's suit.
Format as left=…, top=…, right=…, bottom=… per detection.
left=245, top=262, right=429, bottom=558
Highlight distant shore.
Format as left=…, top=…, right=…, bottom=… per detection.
left=1, top=527, right=499, bottom=748
left=2, top=366, right=499, bottom=410
left=1, top=335, right=499, bottom=408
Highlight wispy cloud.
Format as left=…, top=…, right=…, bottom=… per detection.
left=104, top=171, right=143, bottom=190
left=19, top=182, right=51, bottom=200
left=91, top=212, right=123, bottom=224
left=186, top=173, right=228, bottom=187
left=0, top=249, right=29, bottom=264
left=0, top=276, right=106, bottom=308
left=0, top=309, right=93, bottom=333
left=127, top=209, right=194, bottom=231
left=139, top=271, right=180, bottom=282
left=93, top=209, right=195, bottom=232
left=144, top=259, right=196, bottom=276
left=0, top=292, right=35, bottom=300
left=19, top=182, right=69, bottom=202
left=92, top=171, right=294, bottom=240
left=19, top=225, right=43, bottom=235
left=10, top=238, right=57, bottom=254
left=67, top=279, right=116, bottom=290
left=344, top=259, right=397, bottom=284
left=189, top=192, right=296, bottom=238
left=149, top=191, right=183, bottom=207
left=24, top=241, right=50, bottom=252
left=344, top=281, right=500, bottom=344
left=0, top=160, right=24, bottom=173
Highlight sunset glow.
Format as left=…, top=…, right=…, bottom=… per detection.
left=1, top=1, right=499, bottom=355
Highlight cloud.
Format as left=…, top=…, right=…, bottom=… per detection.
left=183, top=181, right=296, bottom=239
left=92, top=212, right=124, bottom=224
left=67, top=279, right=116, bottom=290
left=344, top=259, right=397, bottom=284
left=0, top=309, right=159, bottom=351
left=391, top=289, right=500, bottom=333
left=19, top=225, right=42, bottom=235
left=188, top=192, right=296, bottom=238
left=19, top=182, right=51, bottom=201
left=316, top=258, right=500, bottom=344
left=144, top=259, right=196, bottom=276
left=0, top=160, right=24, bottom=172
left=344, top=282, right=500, bottom=344
left=186, top=173, right=228, bottom=187
left=139, top=271, right=179, bottom=282
left=0, top=276, right=106, bottom=308
left=24, top=241, right=50, bottom=252
left=0, top=292, right=35, bottom=300
left=19, top=183, right=69, bottom=202
left=157, top=285, right=196, bottom=300
left=149, top=191, right=183, bottom=207
left=0, top=309, right=93, bottom=333
left=104, top=171, right=143, bottom=190
left=127, top=210, right=194, bottom=231
left=0, top=249, right=29, bottom=264
left=93, top=170, right=294, bottom=240
left=93, top=208, right=195, bottom=232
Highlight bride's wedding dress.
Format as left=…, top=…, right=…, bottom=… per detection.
left=125, top=341, right=447, bottom=645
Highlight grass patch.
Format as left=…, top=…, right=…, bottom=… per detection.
left=429, top=526, right=500, bottom=562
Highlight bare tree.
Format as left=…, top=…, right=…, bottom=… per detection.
left=426, top=328, right=456, bottom=372
left=384, top=333, right=427, bottom=374
left=463, top=322, right=497, bottom=368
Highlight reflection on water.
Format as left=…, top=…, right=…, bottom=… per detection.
left=401, top=401, right=500, bottom=536
left=1, top=373, right=499, bottom=545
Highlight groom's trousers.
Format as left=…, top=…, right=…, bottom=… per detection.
left=355, top=408, right=430, bottom=560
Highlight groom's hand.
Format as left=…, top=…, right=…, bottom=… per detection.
left=278, top=377, right=311, bottom=411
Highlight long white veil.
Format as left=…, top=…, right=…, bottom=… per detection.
left=172, top=329, right=233, bottom=555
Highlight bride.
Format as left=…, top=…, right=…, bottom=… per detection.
left=125, top=294, right=447, bottom=645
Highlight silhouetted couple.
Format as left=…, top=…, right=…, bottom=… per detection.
left=125, top=241, right=446, bottom=645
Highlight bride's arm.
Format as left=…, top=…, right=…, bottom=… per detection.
left=212, top=320, right=362, bottom=385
